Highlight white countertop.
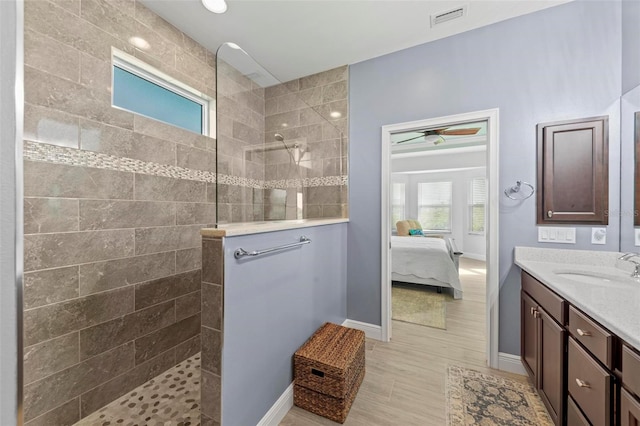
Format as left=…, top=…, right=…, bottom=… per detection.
left=515, top=246, right=640, bottom=350
left=201, top=218, right=349, bottom=237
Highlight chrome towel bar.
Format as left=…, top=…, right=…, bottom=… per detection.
left=234, top=236, right=311, bottom=259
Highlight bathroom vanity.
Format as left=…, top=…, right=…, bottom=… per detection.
left=515, top=247, right=640, bottom=426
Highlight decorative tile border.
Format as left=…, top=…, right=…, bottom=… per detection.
left=24, top=141, right=347, bottom=189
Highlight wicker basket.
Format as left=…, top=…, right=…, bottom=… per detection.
left=294, top=322, right=365, bottom=422
left=294, top=365, right=365, bottom=423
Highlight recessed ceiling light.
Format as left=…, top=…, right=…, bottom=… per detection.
left=330, top=111, right=342, bottom=118
left=128, top=36, right=150, bottom=50
left=202, top=0, right=227, bottom=14
left=282, top=123, right=288, bottom=128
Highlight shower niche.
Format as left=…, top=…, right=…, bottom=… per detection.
left=215, top=43, right=349, bottom=224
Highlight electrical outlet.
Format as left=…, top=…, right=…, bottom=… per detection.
left=635, top=229, right=640, bottom=246
left=591, top=227, right=606, bottom=245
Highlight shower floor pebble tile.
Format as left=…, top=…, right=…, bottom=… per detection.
left=75, top=354, right=201, bottom=426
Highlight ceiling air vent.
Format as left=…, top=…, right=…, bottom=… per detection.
left=431, top=6, right=466, bottom=27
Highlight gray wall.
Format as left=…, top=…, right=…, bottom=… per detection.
left=222, top=223, right=347, bottom=425
left=348, top=0, right=622, bottom=355
left=0, top=0, right=20, bottom=424
left=622, top=0, right=640, bottom=94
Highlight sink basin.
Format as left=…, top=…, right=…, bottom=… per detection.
left=554, top=271, right=633, bottom=287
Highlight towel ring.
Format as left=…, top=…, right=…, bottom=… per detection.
left=504, top=180, right=534, bottom=200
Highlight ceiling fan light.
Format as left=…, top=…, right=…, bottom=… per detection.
left=202, top=0, right=227, bottom=14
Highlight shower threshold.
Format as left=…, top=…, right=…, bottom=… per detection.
left=75, top=353, right=201, bottom=426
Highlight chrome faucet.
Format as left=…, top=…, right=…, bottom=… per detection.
left=618, top=253, right=640, bottom=278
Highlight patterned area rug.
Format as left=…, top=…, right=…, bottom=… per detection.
left=76, top=353, right=201, bottom=426
left=446, top=365, right=553, bottom=426
left=392, top=283, right=450, bottom=329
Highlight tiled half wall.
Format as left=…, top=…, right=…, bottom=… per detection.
left=22, top=0, right=214, bottom=423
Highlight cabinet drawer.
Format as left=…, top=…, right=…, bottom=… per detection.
left=568, top=306, right=614, bottom=368
left=567, top=395, right=590, bottom=426
left=623, top=345, right=640, bottom=397
left=568, top=337, right=612, bottom=426
left=522, top=272, right=566, bottom=324
left=621, top=388, right=640, bottom=426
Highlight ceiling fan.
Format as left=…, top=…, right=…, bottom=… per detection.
left=395, top=126, right=481, bottom=145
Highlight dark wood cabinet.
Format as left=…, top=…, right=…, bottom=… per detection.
left=520, top=276, right=566, bottom=426
left=537, top=116, right=609, bottom=225
left=621, top=388, right=640, bottom=426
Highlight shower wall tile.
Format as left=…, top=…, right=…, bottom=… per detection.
left=176, top=203, right=216, bottom=225
left=201, top=370, right=222, bottom=423
left=24, top=197, right=79, bottom=234
left=24, top=286, right=134, bottom=347
left=24, top=28, right=80, bottom=83
left=202, top=239, right=223, bottom=285
left=78, top=251, right=175, bottom=295
left=24, top=0, right=212, bottom=420
left=23, top=342, right=134, bottom=421
left=134, top=173, right=207, bottom=202
left=24, top=160, right=134, bottom=200
left=24, top=398, right=80, bottom=426
left=176, top=145, right=216, bottom=174
left=24, top=266, right=79, bottom=309
left=23, top=332, right=79, bottom=385
left=201, top=327, right=222, bottom=375
left=134, top=313, right=201, bottom=364
left=24, top=229, right=135, bottom=271
left=176, top=247, right=203, bottom=272
left=24, top=103, right=80, bottom=148
left=80, top=119, right=178, bottom=166
left=79, top=347, right=178, bottom=417
left=134, top=225, right=202, bottom=255
left=79, top=300, right=176, bottom=360
left=176, top=290, right=202, bottom=322
left=176, top=334, right=202, bottom=361
left=79, top=200, right=176, bottom=230
left=134, top=269, right=201, bottom=310
left=201, top=235, right=224, bottom=424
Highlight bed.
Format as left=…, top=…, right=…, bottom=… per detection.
left=391, top=235, right=463, bottom=299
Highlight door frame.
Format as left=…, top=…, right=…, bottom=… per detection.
left=380, top=108, right=500, bottom=369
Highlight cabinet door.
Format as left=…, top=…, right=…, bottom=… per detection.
left=621, top=388, right=640, bottom=426
left=537, top=116, right=608, bottom=224
left=538, top=308, right=566, bottom=426
left=521, top=291, right=538, bottom=384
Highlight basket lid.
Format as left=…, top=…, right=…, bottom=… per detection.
left=295, top=323, right=364, bottom=370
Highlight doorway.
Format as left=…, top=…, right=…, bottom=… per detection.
left=380, top=109, right=499, bottom=369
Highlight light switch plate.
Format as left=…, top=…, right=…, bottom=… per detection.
left=538, top=227, right=576, bottom=244
left=591, top=227, right=606, bottom=245
left=635, top=229, right=640, bottom=246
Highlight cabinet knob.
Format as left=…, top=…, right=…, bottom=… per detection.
left=547, top=210, right=553, bottom=218
left=575, top=378, right=590, bottom=388
left=576, top=328, right=591, bottom=337
left=530, top=307, right=535, bottom=316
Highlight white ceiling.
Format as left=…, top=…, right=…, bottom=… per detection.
left=141, top=0, right=570, bottom=83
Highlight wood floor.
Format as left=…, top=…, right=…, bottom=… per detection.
left=280, top=258, right=529, bottom=425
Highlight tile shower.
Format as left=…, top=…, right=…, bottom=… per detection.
left=21, top=0, right=348, bottom=425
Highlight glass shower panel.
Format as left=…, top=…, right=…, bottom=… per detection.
left=215, top=43, right=347, bottom=224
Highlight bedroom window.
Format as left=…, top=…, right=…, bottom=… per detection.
left=469, top=177, right=486, bottom=234
left=418, top=181, right=452, bottom=232
left=391, top=182, right=406, bottom=229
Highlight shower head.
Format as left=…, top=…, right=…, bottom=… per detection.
left=274, top=133, right=284, bottom=142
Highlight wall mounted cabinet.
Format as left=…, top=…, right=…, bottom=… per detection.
left=537, top=116, right=609, bottom=225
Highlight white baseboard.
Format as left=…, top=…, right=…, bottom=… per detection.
left=498, top=352, right=527, bottom=376
left=256, top=382, right=294, bottom=426
left=462, top=253, right=486, bottom=261
left=342, top=319, right=383, bottom=341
